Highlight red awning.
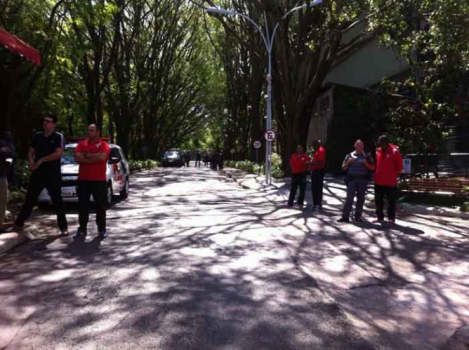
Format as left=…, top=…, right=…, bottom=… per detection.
left=0, top=27, right=41, bottom=66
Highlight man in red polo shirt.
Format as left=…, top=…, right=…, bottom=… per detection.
left=288, top=145, right=310, bottom=208
left=73, top=124, right=110, bottom=239
left=374, top=135, right=403, bottom=224
left=310, top=140, right=326, bottom=212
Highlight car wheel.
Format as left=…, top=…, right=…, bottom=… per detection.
left=107, top=182, right=113, bottom=207
left=120, top=178, right=129, bottom=199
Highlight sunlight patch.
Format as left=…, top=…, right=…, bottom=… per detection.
left=180, top=247, right=217, bottom=258
left=140, top=268, right=160, bottom=281
left=39, top=269, right=74, bottom=282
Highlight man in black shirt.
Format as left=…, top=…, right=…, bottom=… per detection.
left=11, top=115, right=69, bottom=235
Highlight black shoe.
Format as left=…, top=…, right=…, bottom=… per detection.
left=355, top=217, right=364, bottom=222
left=337, top=217, right=350, bottom=223
left=0, top=228, right=7, bottom=234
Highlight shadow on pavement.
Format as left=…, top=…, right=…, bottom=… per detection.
left=0, top=167, right=467, bottom=349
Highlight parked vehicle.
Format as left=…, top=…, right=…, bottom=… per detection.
left=162, top=149, right=184, bottom=167
left=38, top=143, right=130, bottom=205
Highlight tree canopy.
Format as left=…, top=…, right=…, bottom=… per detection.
left=1, top=0, right=468, bottom=164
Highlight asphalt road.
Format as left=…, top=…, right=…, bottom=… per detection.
left=2, top=166, right=469, bottom=350
left=0, top=167, right=374, bottom=350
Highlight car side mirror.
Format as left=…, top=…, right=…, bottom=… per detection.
left=109, top=157, right=120, bottom=164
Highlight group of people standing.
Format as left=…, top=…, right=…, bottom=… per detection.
left=288, top=135, right=403, bottom=224
left=185, top=150, right=224, bottom=170
left=0, top=115, right=111, bottom=239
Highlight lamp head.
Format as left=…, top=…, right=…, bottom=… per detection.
left=206, top=7, right=231, bottom=15
left=309, top=0, right=323, bottom=6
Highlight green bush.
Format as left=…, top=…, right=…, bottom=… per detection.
left=129, top=159, right=160, bottom=173
left=13, top=159, right=30, bottom=189
left=223, top=159, right=266, bottom=176
left=9, top=188, right=26, bottom=203
left=271, top=153, right=283, bottom=179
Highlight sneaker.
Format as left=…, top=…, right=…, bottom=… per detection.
left=99, top=230, right=108, bottom=239
left=287, top=203, right=293, bottom=208
left=372, top=219, right=384, bottom=224
left=388, top=220, right=396, bottom=225
left=73, top=230, right=87, bottom=240
left=0, top=228, right=7, bottom=234
left=337, top=217, right=350, bottom=223
left=61, top=230, right=69, bottom=236
left=355, top=217, right=364, bottom=223
left=297, top=203, right=304, bottom=209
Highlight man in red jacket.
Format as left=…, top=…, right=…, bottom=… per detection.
left=288, top=145, right=310, bottom=208
left=374, top=135, right=403, bottom=224
left=310, top=140, right=326, bottom=212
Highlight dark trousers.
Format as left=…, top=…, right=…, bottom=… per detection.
left=16, top=172, right=68, bottom=231
left=311, top=169, right=325, bottom=206
left=288, top=173, right=307, bottom=206
left=78, top=181, right=107, bottom=233
left=375, top=185, right=398, bottom=221
left=342, top=179, right=367, bottom=219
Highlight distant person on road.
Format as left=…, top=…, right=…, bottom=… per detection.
left=211, top=151, right=223, bottom=171
left=73, top=124, right=111, bottom=240
left=184, top=152, right=191, bottom=167
left=338, top=140, right=375, bottom=223
left=288, top=145, right=310, bottom=208
left=0, top=137, right=12, bottom=233
left=10, top=115, right=69, bottom=235
left=309, top=140, right=326, bottom=212
left=203, top=153, right=209, bottom=167
left=195, top=152, right=202, bottom=167
left=374, top=135, right=403, bottom=225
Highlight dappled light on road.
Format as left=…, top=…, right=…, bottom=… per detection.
left=0, top=167, right=468, bottom=349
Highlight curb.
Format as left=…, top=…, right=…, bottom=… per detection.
left=365, top=194, right=469, bottom=219
left=0, top=232, right=27, bottom=255
left=0, top=226, right=38, bottom=256
left=398, top=203, right=469, bottom=219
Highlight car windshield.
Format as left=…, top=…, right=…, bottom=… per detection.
left=164, top=151, right=180, bottom=158
left=62, top=147, right=77, bottom=164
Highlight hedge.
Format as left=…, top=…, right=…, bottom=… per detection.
left=224, top=153, right=284, bottom=179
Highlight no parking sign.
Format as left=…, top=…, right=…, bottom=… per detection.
left=264, top=130, right=276, bottom=142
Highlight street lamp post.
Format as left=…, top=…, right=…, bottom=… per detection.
left=206, top=0, right=323, bottom=184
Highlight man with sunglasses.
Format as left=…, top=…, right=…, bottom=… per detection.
left=10, top=115, right=69, bottom=235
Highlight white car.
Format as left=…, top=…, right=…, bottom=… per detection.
left=38, top=143, right=130, bottom=205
